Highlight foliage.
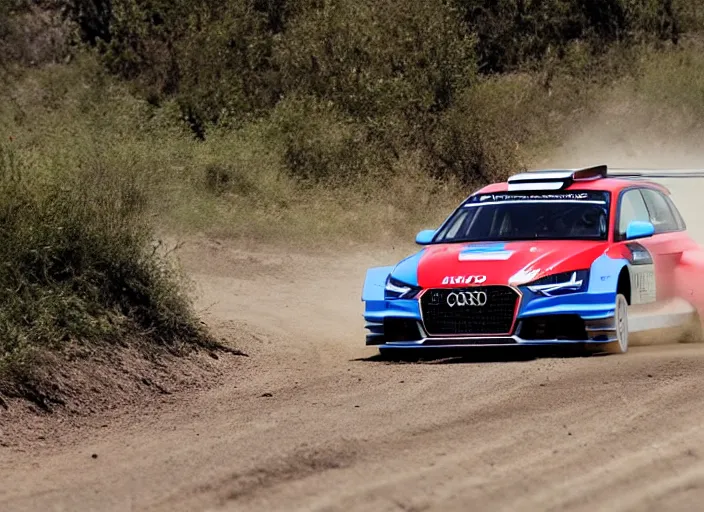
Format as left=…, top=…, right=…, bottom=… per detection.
left=45, top=0, right=696, bottom=183
left=454, top=0, right=686, bottom=73
left=0, top=139, right=212, bottom=397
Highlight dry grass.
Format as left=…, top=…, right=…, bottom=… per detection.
left=1, top=56, right=467, bottom=250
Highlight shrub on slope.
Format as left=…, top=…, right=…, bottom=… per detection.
left=0, top=143, right=213, bottom=405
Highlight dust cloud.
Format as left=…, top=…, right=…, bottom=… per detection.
left=540, top=107, right=704, bottom=243
left=536, top=104, right=704, bottom=347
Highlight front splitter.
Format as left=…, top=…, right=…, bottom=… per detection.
left=380, top=334, right=617, bottom=350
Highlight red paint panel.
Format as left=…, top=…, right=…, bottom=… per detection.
left=416, top=240, right=610, bottom=288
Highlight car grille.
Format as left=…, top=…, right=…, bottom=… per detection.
left=420, top=286, right=519, bottom=336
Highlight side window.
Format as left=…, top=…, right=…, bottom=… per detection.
left=618, top=189, right=650, bottom=238
left=641, top=189, right=680, bottom=233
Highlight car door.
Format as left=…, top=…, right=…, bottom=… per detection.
left=615, top=188, right=657, bottom=304
left=638, top=187, right=693, bottom=300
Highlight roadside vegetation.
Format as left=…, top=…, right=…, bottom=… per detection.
left=2, top=0, right=704, bottom=407
left=0, top=137, right=222, bottom=406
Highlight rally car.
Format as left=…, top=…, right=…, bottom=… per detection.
left=362, top=165, right=704, bottom=355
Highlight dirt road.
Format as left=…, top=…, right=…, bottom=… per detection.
left=2, top=234, right=704, bottom=512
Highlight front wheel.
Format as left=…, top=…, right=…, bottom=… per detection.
left=604, top=293, right=629, bottom=354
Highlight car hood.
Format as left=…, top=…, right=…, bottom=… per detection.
left=397, top=240, right=610, bottom=288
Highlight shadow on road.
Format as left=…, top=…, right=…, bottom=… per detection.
left=355, top=346, right=606, bottom=364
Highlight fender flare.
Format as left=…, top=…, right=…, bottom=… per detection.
left=362, top=266, right=394, bottom=302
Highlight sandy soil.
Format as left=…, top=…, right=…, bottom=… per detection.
left=1, top=230, right=704, bottom=512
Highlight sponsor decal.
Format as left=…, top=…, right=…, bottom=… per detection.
left=508, top=268, right=540, bottom=286
left=624, top=242, right=656, bottom=304
left=633, top=271, right=655, bottom=296
left=446, top=291, right=488, bottom=308
left=442, top=275, right=487, bottom=285
left=458, top=243, right=514, bottom=261
left=477, top=192, right=592, bottom=202
left=622, top=243, right=656, bottom=304
left=630, top=265, right=656, bottom=305
left=467, top=191, right=608, bottom=206
left=458, top=251, right=513, bottom=261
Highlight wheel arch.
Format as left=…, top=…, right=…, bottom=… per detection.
left=617, top=266, right=631, bottom=305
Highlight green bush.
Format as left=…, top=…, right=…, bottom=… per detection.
left=91, top=0, right=278, bottom=136
left=5, top=3, right=704, bottom=249
left=0, top=142, right=212, bottom=398
left=53, top=0, right=698, bottom=187
left=264, top=95, right=387, bottom=183
left=427, top=78, right=534, bottom=184
left=275, top=0, right=476, bottom=120
left=454, top=0, right=686, bottom=73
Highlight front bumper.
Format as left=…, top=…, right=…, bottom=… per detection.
left=364, top=285, right=620, bottom=349
left=366, top=314, right=618, bottom=349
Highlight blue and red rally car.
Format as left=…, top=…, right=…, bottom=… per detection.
left=362, top=165, right=704, bottom=355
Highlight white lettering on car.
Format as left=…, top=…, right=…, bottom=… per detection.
left=441, top=275, right=487, bottom=285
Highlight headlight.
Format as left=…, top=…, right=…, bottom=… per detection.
left=526, top=270, right=589, bottom=296
left=385, top=276, right=422, bottom=299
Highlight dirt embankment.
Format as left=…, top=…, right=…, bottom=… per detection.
left=1, top=225, right=704, bottom=511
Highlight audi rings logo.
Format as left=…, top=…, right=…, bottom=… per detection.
left=446, top=291, right=488, bottom=308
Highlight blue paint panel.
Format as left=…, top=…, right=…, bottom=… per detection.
left=362, top=264, right=422, bottom=341
left=391, top=250, right=425, bottom=286
left=363, top=298, right=422, bottom=324
left=517, top=254, right=628, bottom=321
left=517, top=292, right=616, bottom=320
left=459, top=243, right=507, bottom=254
left=588, top=254, right=627, bottom=295
left=361, top=266, right=394, bottom=302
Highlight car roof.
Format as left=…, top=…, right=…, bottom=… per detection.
left=476, top=177, right=671, bottom=196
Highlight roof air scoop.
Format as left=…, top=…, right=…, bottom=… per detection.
left=507, top=165, right=607, bottom=192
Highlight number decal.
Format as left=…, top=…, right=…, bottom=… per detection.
left=626, top=243, right=656, bottom=305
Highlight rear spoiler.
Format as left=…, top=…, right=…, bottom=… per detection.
left=507, top=165, right=704, bottom=192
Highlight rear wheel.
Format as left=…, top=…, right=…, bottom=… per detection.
left=605, top=293, right=629, bottom=354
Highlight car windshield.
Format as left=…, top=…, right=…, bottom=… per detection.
left=433, top=191, right=610, bottom=243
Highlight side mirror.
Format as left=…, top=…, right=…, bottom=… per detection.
left=626, top=220, right=655, bottom=240
left=415, top=229, right=436, bottom=245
